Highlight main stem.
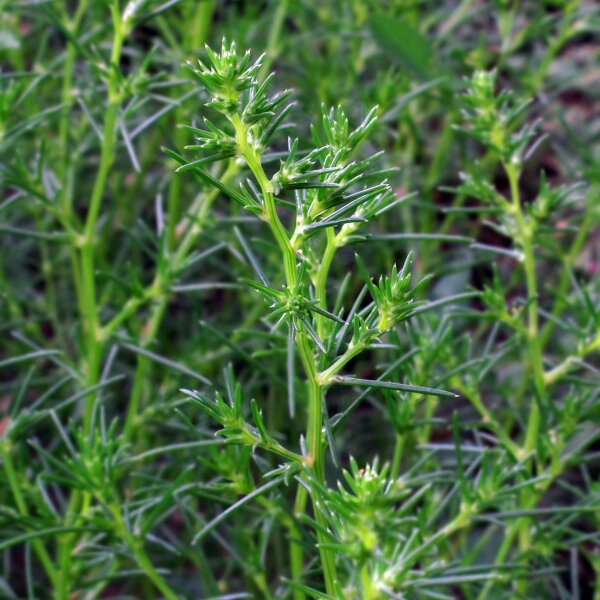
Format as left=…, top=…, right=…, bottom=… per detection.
left=80, top=4, right=124, bottom=432
left=232, top=114, right=337, bottom=594
left=505, top=165, right=546, bottom=453
left=81, top=102, right=119, bottom=430
left=505, top=164, right=547, bottom=594
left=59, top=7, right=124, bottom=596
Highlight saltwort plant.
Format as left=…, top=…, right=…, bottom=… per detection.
left=171, top=43, right=599, bottom=598
left=1, top=3, right=599, bottom=597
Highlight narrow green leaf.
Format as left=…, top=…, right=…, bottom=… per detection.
left=120, top=341, right=211, bottom=385
left=0, top=227, right=70, bottom=242
left=177, top=163, right=250, bottom=207
left=126, top=439, right=226, bottom=462
left=250, top=398, right=269, bottom=443
left=366, top=233, right=473, bottom=244
left=336, top=376, right=457, bottom=398
left=192, top=475, right=286, bottom=544
left=0, top=350, right=61, bottom=369
left=0, top=527, right=98, bottom=551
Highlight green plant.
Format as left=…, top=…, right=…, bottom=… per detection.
left=1, top=2, right=599, bottom=599
left=173, top=39, right=470, bottom=597
left=171, top=44, right=600, bottom=598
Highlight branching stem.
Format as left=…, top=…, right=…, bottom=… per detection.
left=232, top=113, right=338, bottom=594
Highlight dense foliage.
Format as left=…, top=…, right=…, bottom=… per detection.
left=1, top=1, right=599, bottom=598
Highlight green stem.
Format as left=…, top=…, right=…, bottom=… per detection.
left=123, top=297, right=168, bottom=442
left=360, top=562, right=379, bottom=599
left=477, top=460, right=564, bottom=600
left=55, top=491, right=83, bottom=600
left=527, top=0, right=579, bottom=93
left=80, top=5, right=124, bottom=431
left=57, top=0, right=88, bottom=354
left=504, top=164, right=548, bottom=596
left=58, top=0, right=87, bottom=211
left=232, top=113, right=338, bottom=593
left=544, top=329, right=600, bottom=386
left=59, top=13, right=125, bottom=594
left=80, top=100, right=119, bottom=431
left=288, top=508, right=305, bottom=600
left=298, top=339, right=337, bottom=592
left=108, top=502, right=179, bottom=600
left=189, top=0, right=216, bottom=51
left=1, top=443, right=59, bottom=589
left=58, top=0, right=87, bottom=346
left=451, top=378, right=520, bottom=459
left=319, top=340, right=367, bottom=384
left=505, top=165, right=546, bottom=450
left=232, top=114, right=297, bottom=286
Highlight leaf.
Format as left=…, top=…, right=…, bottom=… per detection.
left=336, top=377, right=457, bottom=398
left=0, top=527, right=98, bottom=551
left=192, top=475, right=287, bottom=544
left=381, top=78, right=447, bottom=123
left=120, top=341, right=211, bottom=385
left=250, top=398, right=269, bottom=443
left=176, top=163, right=250, bottom=208
left=234, top=227, right=269, bottom=286
left=409, top=292, right=481, bottom=316
left=282, top=579, right=333, bottom=600
left=369, top=15, right=433, bottom=80
left=126, top=439, right=226, bottom=462
left=0, top=226, right=69, bottom=242
left=365, top=233, right=473, bottom=244
left=0, top=350, right=61, bottom=369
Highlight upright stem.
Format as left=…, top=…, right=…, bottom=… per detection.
left=505, top=165, right=546, bottom=451
left=390, top=434, right=404, bottom=481
left=55, top=491, right=83, bottom=600
left=232, top=114, right=338, bottom=594
left=108, top=502, right=180, bottom=600
left=55, top=6, right=124, bottom=594
left=504, top=164, right=547, bottom=595
left=124, top=298, right=168, bottom=441
left=58, top=0, right=88, bottom=212
left=478, top=461, right=564, bottom=600
left=1, top=444, right=59, bottom=589
left=80, top=4, right=124, bottom=431
left=81, top=102, right=119, bottom=430
left=59, top=1, right=88, bottom=339
left=527, top=0, right=579, bottom=93
left=539, top=189, right=597, bottom=349
left=296, top=335, right=337, bottom=593
left=232, top=115, right=297, bottom=286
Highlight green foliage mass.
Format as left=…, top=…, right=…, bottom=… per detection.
left=1, top=1, right=599, bottom=598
